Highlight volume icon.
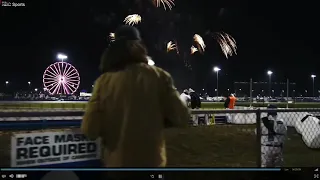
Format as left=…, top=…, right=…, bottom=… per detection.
left=315, top=168, right=319, bottom=172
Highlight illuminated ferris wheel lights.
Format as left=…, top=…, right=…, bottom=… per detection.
left=43, top=62, right=80, bottom=95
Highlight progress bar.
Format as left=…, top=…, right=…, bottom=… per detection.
left=1, top=168, right=281, bottom=171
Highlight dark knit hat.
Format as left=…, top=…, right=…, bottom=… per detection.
left=267, top=104, right=277, bottom=116
left=115, top=25, right=141, bottom=41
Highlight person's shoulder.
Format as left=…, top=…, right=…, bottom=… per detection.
left=92, top=74, right=104, bottom=86
left=152, top=66, right=172, bottom=78
left=134, top=63, right=171, bottom=78
left=150, top=66, right=174, bottom=83
left=95, top=73, right=110, bottom=84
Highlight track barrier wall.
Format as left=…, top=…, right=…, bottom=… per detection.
left=0, top=108, right=320, bottom=168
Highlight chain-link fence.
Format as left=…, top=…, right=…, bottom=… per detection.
left=183, top=108, right=320, bottom=167
left=0, top=109, right=320, bottom=168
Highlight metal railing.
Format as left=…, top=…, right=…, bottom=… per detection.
left=1, top=108, right=320, bottom=167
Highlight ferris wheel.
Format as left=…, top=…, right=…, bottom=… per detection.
left=43, top=62, right=80, bottom=95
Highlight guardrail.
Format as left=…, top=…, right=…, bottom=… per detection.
left=1, top=108, right=319, bottom=130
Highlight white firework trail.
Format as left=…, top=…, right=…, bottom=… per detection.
left=154, top=0, right=175, bottom=11
left=215, top=32, right=237, bottom=58
left=193, top=34, right=206, bottom=53
left=190, top=45, right=198, bottom=54
left=167, top=41, right=177, bottom=52
left=123, top=14, right=142, bottom=26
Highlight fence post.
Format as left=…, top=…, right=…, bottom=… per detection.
left=286, top=79, right=289, bottom=108
left=250, top=78, right=253, bottom=107
left=255, top=108, right=261, bottom=167
left=205, top=114, right=209, bottom=125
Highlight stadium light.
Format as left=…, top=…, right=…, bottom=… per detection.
left=311, top=74, right=316, bottom=97
left=28, top=81, right=31, bottom=85
left=35, top=88, right=38, bottom=92
left=213, top=66, right=221, bottom=97
left=267, top=70, right=273, bottom=97
left=213, top=67, right=221, bottom=72
left=57, top=53, right=68, bottom=62
left=5, top=81, right=9, bottom=85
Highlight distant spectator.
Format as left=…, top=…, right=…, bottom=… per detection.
left=224, top=95, right=230, bottom=109
left=180, top=89, right=191, bottom=107
left=189, top=88, right=201, bottom=109
left=189, top=88, right=202, bottom=126
left=225, top=93, right=236, bottom=109
left=81, top=25, right=190, bottom=179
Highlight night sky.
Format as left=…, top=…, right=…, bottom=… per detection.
left=1, top=1, right=319, bottom=95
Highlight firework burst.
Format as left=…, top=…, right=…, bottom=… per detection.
left=193, top=34, right=206, bottom=53
left=167, top=41, right=177, bottom=53
left=153, top=0, right=175, bottom=11
left=123, top=14, right=142, bottom=26
left=214, top=32, right=237, bottom=58
left=190, top=45, right=198, bottom=54
left=109, top=33, right=115, bottom=41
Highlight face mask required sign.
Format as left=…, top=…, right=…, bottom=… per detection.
left=10, top=130, right=101, bottom=167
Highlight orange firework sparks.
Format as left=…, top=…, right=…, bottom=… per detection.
left=193, top=34, right=206, bottom=53
left=154, top=0, right=175, bottom=11
left=123, top=14, right=142, bottom=26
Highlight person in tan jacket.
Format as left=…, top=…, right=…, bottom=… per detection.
left=81, top=26, right=190, bottom=172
